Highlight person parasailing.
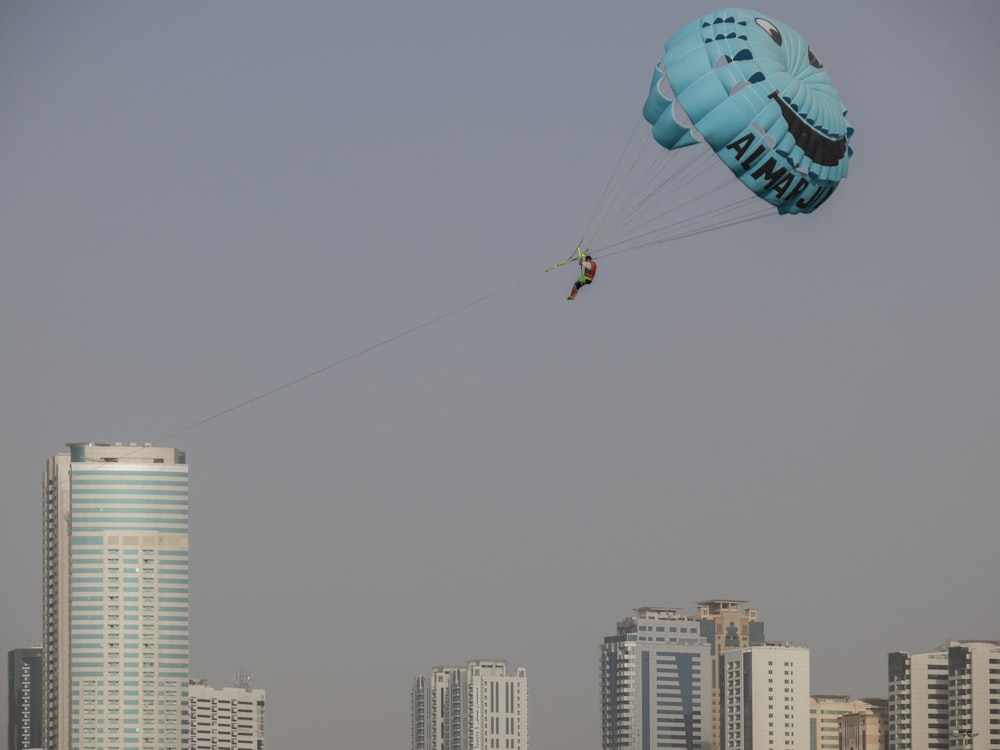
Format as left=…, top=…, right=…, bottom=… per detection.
left=566, top=252, right=596, bottom=301
left=546, top=246, right=597, bottom=301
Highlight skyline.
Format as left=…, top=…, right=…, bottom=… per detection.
left=2, top=1, right=999, bottom=748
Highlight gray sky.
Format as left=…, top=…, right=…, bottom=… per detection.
left=2, top=1, right=999, bottom=747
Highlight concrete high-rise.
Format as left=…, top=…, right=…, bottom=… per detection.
left=888, top=641, right=1000, bottom=750
left=42, top=442, right=190, bottom=750
left=600, top=607, right=712, bottom=750
left=695, top=599, right=766, bottom=750
left=888, top=647, right=948, bottom=749
left=413, top=673, right=428, bottom=750
left=722, top=642, right=810, bottom=750
left=411, top=660, right=528, bottom=750
left=414, top=666, right=464, bottom=750
left=8, top=646, right=43, bottom=750
left=189, top=674, right=265, bottom=750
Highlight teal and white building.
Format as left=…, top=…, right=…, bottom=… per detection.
left=43, top=442, right=190, bottom=750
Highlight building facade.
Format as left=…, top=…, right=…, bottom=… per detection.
left=811, top=695, right=880, bottom=750
left=416, top=666, right=465, bottom=750
left=840, top=700, right=888, bottom=750
left=412, top=660, right=528, bottom=750
left=189, top=675, right=265, bottom=750
left=413, top=674, right=428, bottom=750
left=600, top=607, right=712, bottom=750
left=889, top=641, right=1000, bottom=750
left=695, top=599, right=766, bottom=750
left=722, top=642, right=810, bottom=750
left=888, top=648, right=949, bottom=749
left=8, top=646, right=43, bottom=750
left=43, top=442, right=190, bottom=750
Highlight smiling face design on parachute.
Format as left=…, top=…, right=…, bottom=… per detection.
left=745, top=15, right=849, bottom=167
left=643, top=8, right=854, bottom=214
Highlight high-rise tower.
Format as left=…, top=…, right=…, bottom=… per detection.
left=695, top=599, right=765, bottom=750
left=8, top=646, right=43, bottom=750
left=412, top=660, right=528, bottom=750
left=415, top=666, right=464, bottom=750
left=189, top=674, right=265, bottom=750
left=888, top=641, right=1000, bottom=750
left=722, top=642, right=810, bottom=750
left=600, top=607, right=712, bottom=750
left=42, top=442, right=190, bottom=750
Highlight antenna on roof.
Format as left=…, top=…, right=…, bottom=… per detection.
left=234, top=670, right=253, bottom=691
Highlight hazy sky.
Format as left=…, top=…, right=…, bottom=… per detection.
left=2, top=1, right=999, bottom=747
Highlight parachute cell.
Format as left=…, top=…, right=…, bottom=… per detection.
left=643, top=8, right=853, bottom=214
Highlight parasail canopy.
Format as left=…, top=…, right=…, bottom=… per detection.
left=642, top=8, right=853, bottom=215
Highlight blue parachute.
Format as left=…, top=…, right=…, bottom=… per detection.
left=642, top=8, right=853, bottom=214
left=565, top=8, right=854, bottom=264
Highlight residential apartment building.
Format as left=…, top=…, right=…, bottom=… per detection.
left=888, top=647, right=949, bottom=749
left=600, top=606, right=711, bottom=750
left=189, top=674, right=266, bottom=750
left=889, top=641, right=1000, bottom=750
left=722, top=642, right=810, bottom=750
left=42, top=442, right=190, bottom=750
left=840, top=699, right=888, bottom=750
left=8, top=646, right=43, bottom=750
left=811, top=695, right=880, bottom=750
left=695, top=599, right=766, bottom=750
left=413, top=673, right=428, bottom=750
left=415, top=666, right=466, bottom=750
left=412, top=660, right=528, bottom=750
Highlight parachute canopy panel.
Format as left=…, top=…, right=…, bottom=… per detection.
left=643, top=8, right=853, bottom=214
